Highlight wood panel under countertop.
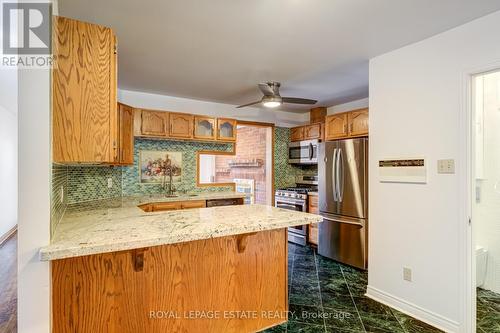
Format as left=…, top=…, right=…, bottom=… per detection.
left=52, top=229, right=288, bottom=333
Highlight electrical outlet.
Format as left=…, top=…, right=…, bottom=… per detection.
left=60, top=186, right=64, bottom=203
left=403, top=267, right=412, bottom=282
left=107, top=178, right=113, bottom=188
left=437, top=159, right=455, bottom=174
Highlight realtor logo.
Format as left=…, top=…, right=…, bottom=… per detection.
left=3, top=2, right=51, bottom=54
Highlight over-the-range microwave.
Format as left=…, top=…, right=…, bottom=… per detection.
left=288, top=139, right=318, bottom=165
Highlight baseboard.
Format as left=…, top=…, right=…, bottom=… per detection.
left=365, top=285, right=460, bottom=333
left=0, top=225, right=17, bottom=246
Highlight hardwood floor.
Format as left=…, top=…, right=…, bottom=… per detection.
left=0, top=232, right=17, bottom=333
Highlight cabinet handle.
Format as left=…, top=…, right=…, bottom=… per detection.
left=350, top=123, right=353, bottom=132
left=344, top=124, right=348, bottom=133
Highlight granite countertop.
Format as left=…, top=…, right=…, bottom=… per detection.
left=40, top=193, right=321, bottom=261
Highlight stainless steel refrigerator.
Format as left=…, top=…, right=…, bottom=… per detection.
left=318, top=138, right=368, bottom=270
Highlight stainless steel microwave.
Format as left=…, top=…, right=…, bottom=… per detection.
left=288, top=139, right=318, bottom=165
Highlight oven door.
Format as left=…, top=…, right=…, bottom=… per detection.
left=288, top=140, right=318, bottom=164
left=275, top=197, right=308, bottom=245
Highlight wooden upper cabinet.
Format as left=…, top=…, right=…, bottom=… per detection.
left=140, top=110, right=169, bottom=137
left=290, top=127, right=304, bottom=142
left=217, top=118, right=237, bottom=142
left=348, top=108, right=369, bottom=137
left=304, top=124, right=321, bottom=140
left=52, top=16, right=118, bottom=163
left=325, top=113, right=349, bottom=140
left=194, top=116, right=216, bottom=140
left=170, top=113, right=194, bottom=138
left=118, top=103, right=134, bottom=165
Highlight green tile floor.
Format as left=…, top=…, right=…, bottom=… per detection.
left=261, top=244, right=444, bottom=333
left=477, top=288, right=500, bottom=333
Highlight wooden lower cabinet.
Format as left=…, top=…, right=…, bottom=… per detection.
left=307, top=194, right=319, bottom=246
left=138, top=198, right=239, bottom=213
left=51, top=229, right=288, bottom=333
left=180, top=200, right=206, bottom=209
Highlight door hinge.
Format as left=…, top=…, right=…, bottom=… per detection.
left=468, top=216, right=472, bottom=226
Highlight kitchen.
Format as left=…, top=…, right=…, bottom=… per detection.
left=7, top=2, right=500, bottom=333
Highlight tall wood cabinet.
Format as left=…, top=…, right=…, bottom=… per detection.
left=52, top=16, right=118, bottom=163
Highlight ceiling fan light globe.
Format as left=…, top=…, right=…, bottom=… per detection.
left=263, top=101, right=281, bottom=108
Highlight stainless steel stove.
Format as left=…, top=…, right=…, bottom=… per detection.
left=275, top=175, right=318, bottom=246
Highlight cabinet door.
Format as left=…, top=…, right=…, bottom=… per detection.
left=325, top=113, right=348, bottom=140
left=194, top=116, right=216, bottom=140
left=217, top=118, right=237, bottom=142
left=348, top=108, right=369, bottom=137
left=52, top=16, right=118, bottom=163
left=180, top=200, right=207, bottom=209
left=118, top=103, right=134, bottom=165
left=151, top=202, right=181, bottom=212
left=307, top=195, right=319, bottom=245
left=290, top=126, right=304, bottom=142
left=141, top=110, right=169, bottom=137
left=304, top=124, right=321, bottom=140
left=170, top=113, right=194, bottom=138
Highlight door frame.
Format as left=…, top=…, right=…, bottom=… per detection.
left=461, top=61, right=500, bottom=333
left=236, top=120, right=276, bottom=206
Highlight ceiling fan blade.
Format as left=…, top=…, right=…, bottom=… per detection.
left=258, top=83, right=275, bottom=96
left=236, top=100, right=262, bottom=108
left=282, top=97, right=318, bottom=105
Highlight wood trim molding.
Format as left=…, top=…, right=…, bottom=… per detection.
left=237, top=120, right=275, bottom=128
left=196, top=150, right=236, bottom=190
left=0, top=225, right=17, bottom=246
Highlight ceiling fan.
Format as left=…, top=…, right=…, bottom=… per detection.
left=237, top=82, right=317, bottom=109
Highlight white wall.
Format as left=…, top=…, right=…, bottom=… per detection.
left=327, top=97, right=369, bottom=114
left=368, top=10, right=500, bottom=333
left=474, top=71, right=500, bottom=294
left=0, top=66, right=17, bottom=239
left=17, top=0, right=55, bottom=331
left=118, top=89, right=309, bottom=127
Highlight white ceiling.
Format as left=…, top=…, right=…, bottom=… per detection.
left=59, top=0, right=500, bottom=113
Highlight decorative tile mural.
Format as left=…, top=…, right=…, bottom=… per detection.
left=139, top=150, right=182, bottom=184
left=122, top=139, right=234, bottom=196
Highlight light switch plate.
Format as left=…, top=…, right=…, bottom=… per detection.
left=403, top=267, right=412, bottom=282
left=438, top=159, right=455, bottom=174
left=107, top=178, right=113, bottom=188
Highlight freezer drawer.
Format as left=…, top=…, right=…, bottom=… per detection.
left=318, top=213, right=367, bottom=270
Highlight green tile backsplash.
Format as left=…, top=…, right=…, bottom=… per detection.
left=274, top=127, right=317, bottom=189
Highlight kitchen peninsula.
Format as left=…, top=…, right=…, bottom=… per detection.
left=41, top=195, right=321, bottom=333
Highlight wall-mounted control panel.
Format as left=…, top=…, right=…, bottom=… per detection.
left=379, top=158, right=426, bottom=184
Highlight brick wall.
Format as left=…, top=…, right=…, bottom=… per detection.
left=215, top=126, right=269, bottom=204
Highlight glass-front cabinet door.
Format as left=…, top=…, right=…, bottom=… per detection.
left=194, top=116, right=216, bottom=140
left=217, top=118, right=237, bottom=142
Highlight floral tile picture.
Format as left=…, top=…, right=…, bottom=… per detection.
left=139, top=150, right=182, bottom=184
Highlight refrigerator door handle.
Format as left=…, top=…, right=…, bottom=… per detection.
left=332, top=148, right=338, bottom=201
left=320, top=214, right=365, bottom=227
left=337, top=148, right=344, bottom=202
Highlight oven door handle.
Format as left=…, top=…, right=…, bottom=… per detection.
left=277, top=203, right=299, bottom=210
